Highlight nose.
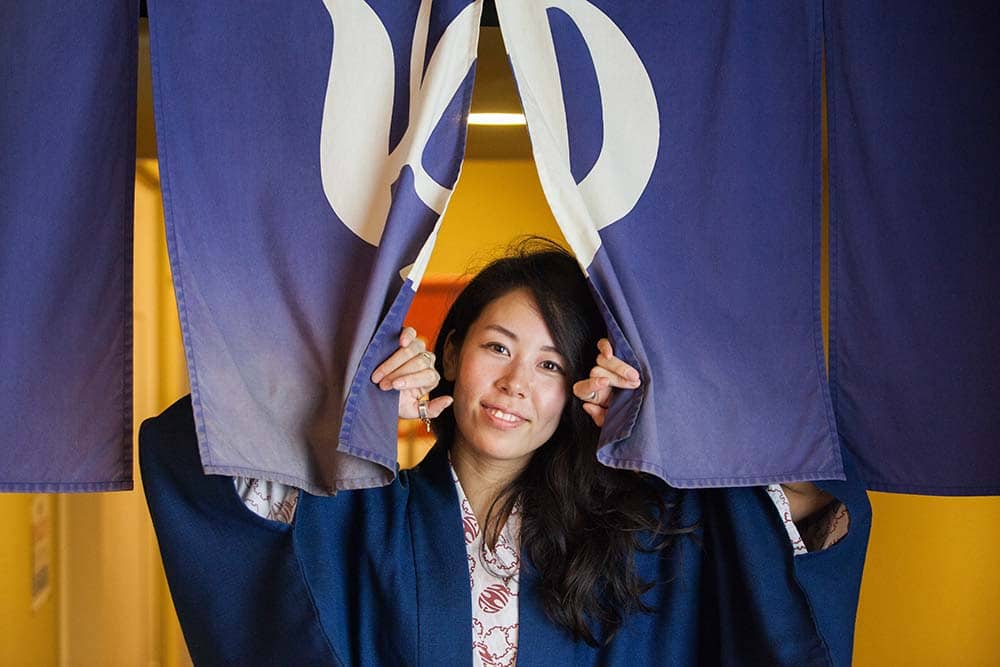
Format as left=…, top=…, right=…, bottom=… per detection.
left=497, top=361, right=531, bottom=398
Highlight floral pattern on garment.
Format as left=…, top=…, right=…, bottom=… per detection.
left=765, top=484, right=808, bottom=555
left=449, top=459, right=521, bottom=667
left=234, top=477, right=299, bottom=523
left=765, top=484, right=849, bottom=553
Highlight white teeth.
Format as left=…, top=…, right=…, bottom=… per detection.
left=488, top=408, right=519, bottom=423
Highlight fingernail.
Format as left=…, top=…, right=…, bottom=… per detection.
left=371, top=371, right=384, bottom=383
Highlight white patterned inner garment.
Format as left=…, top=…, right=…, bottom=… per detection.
left=448, top=455, right=521, bottom=667
left=234, top=477, right=299, bottom=524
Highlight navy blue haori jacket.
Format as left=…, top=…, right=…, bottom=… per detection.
left=141, top=395, right=870, bottom=666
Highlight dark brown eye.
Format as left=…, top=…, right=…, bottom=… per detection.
left=484, top=342, right=509, bottom=356
left=540, top=360, right=565, bottom=374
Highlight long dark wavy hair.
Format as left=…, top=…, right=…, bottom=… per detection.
left=429, top=238, right=690, bottom=646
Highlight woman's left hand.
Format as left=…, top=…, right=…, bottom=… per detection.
left=371, top=327, right=453, bottom=420
left=572, top=338, right=641, bottom=428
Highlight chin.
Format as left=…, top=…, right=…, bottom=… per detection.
left=464, top=438, right=540, bottom=466
left=480, top=443, right=536, bottom=463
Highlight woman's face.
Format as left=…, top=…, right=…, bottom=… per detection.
left=444, top=288, right=569, bottom=470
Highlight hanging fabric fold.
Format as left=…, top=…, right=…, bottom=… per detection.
left=0, top=0, right=137, bottom=492
left=825, top=0, right=1000, bottom=494
left=497, top=0, right=845, bottom=487
left=147, top=0, right=481, bottom=494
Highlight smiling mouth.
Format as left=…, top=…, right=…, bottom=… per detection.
left=482, top=404, right=527, bottom=425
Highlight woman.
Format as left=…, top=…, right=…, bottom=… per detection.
left=141, top=241, right=869, bottom=666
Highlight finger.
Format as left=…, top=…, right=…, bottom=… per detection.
left=378, top=349, right=436, bottom=390
left=372, top=347, right=412, bottom=384
left=572, top=376, right=610, bottom=402
left=372, top=335, right=429, bottom=384
left=594, top=344, right=640, bottom=385
left=398, top=326, right=417, bottom=348
left=399, top=393, right=452, bottom=421
left=572, top=376, right=605, bottom=400
left=386, top=366, right=440, bottom=392
left=586, top=366, right=636, bottom=393
left=596, top=337, right=628, bottom=377
left=581, top=401, right=606, bottom=428
left=425, top=395, right=453, bottom=418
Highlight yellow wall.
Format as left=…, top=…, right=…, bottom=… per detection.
left=856, top=493, right=1000, bottom=665
left=0, top=494, right=59, bottom=666
left=427, top=159, right=566, bottom=275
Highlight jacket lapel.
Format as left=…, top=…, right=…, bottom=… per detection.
left=408, top=444, right=474, bottom=666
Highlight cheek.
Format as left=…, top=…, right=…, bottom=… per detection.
left=451, top=378, right=474, bottom=417
left=451, top=366, right=488, bottom=423
left=537, top=387, right=569, bottom=429
left=452, top=357, right=484, bottom=405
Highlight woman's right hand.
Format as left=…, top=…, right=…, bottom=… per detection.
left=370, top=327, right=453, bottom=420
left=572, top=338, right=641, bottom=428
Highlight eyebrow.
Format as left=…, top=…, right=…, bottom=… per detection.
left=484, top=324, right=564, bottom=356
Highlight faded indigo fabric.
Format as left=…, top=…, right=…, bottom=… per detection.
left=0, top=0, right=136, bottom=491
left=145, top=0, right=479, bottom=495
left=142, top=396, right=870, bottom=666
left=499, top=1, right=844, bottom=488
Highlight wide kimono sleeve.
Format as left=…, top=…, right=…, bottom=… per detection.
left=140, top=395, right=441, bottom=666
left=696, top=451, right=872, bottom=667
left=140, top=396, right=340, bottom=664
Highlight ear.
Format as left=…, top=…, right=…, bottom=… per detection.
left=442, top=330, right=459, bottom=382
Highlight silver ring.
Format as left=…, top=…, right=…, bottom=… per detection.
left=418, top=396, right=432, bottom=432
left=586, top=390, right=597, bottom=401
left=419, top=350, right=434, bottom=365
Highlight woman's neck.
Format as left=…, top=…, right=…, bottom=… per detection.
left=449, top=443, right=527, bottom=527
